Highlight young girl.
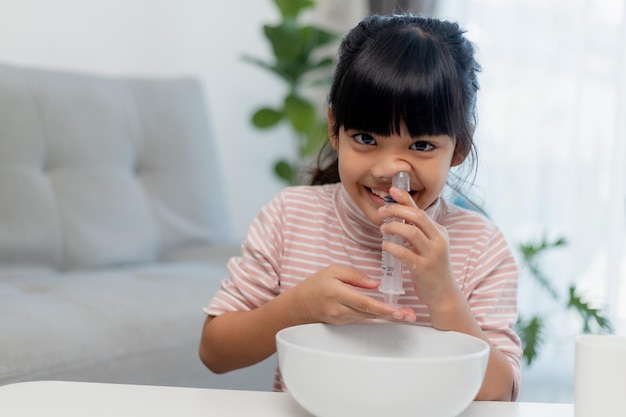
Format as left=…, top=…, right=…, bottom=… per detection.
left=200, top=13, right=522, bottom=401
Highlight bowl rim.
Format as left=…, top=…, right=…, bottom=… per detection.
left=276, top=322, right=490, bottom=363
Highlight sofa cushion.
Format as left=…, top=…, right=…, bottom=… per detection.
left=0, top=259, right=224, bottom=385
left=0, top=63, right=230, bottom=270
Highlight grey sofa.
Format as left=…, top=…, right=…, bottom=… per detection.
left=0, top=62, right=275, bottom=390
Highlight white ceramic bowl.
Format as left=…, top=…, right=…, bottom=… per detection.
left=276, top=323, right=489, bottom=417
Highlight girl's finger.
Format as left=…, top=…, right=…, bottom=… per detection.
left=330, top=265, right=380, bottom=289
left=344, top=292, right=400, bottom=319
left=328, top=267, right=418, bottom=323
left=389, top=186, right=418, bottom=208
left=381, top=203, right=440, bottom=242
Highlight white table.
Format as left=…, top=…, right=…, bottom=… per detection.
left=0, top=380, right=574, bottom=416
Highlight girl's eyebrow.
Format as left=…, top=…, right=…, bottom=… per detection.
left=411, top=134, right=452, bottom=142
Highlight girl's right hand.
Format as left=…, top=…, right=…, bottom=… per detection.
left=285, top=264, right=416, bottom=325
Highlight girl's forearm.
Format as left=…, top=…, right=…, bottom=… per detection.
left=477, top=343, right=515, bottom=401
left=427, top=287, right=515, bottom=401
left=199, top=291, right=302, bottom=374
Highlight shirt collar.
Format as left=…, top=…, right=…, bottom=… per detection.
left=332, top=184, right=444, bottom=250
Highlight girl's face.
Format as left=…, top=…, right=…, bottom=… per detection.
left=330, top=118, right=465, bottom=226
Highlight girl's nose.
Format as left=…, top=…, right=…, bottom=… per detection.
left=371, top=157, right=412, bottom=181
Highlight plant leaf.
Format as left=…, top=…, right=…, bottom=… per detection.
left=264, top=21, right=301, bottom=62
left=301, top=121, right=327, bottom=157
left=306, top=57, right=335, bottom=73
left=252, top=108, right=283, bottom=129
left=517, top=236, right=566, bottom=299
left=298, top=25, right=338, bottom=59
left=516, top=315, right=544, bottom=366
left=566, top=285, right=613, bottom=333
left=241, top=55, right=290, bottom=83
left=274, top=159, right=296, bottom=185
left=273, top=0, right=314, bottom=19
left=241, top=55, right=273, bottom=72
left=263, top=22, right=337, bottom=85
left=284, top=94, right=317, bottom=133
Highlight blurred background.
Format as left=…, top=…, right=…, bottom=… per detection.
left=1, top=0, right=624, bottom=403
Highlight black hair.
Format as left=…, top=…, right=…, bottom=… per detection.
left=310, top=13, right=481, bottom=191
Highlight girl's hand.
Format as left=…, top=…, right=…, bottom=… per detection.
left=378, top=187, right=459, bottom=309
left=286, top=264, right=416, bottom=325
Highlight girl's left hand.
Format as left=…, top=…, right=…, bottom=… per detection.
left=378, top=187, right=458, bottom=309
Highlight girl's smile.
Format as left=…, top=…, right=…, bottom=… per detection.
left=366, top=186, right=417, bottom=206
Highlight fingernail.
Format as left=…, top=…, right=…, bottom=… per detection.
left=367, top=277, right=379, bottom=284
left=392, top=311, right=403, bottom=320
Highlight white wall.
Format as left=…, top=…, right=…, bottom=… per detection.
left=0, top=0, right=300, bottom=241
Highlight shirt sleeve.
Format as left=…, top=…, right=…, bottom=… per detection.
left=462, top=226, right=522, bottom=400
left=204, top=192, right=286, bottom=316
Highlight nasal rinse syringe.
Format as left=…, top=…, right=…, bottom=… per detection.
left=379, top=171, right=409, bottom=307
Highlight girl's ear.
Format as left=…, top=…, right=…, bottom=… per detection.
left=451, top=126, right=474, bottom=167
left=451, top=142, right=470, bottom=166
left=327, top=108, right=339, bottom=151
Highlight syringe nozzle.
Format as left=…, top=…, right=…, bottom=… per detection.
left=392, top=171, right=410, bottom=192
left=383, top=292, right=399, bottom=307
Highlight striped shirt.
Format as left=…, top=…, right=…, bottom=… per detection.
left=205, top=183, right=522, bottom=398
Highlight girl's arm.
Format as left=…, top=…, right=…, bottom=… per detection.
left=199, top=291, right=300, bottom=374
left=427, top=288, right=516, bottom=401
left=380, top=187, right=517, bottom=401
left=199, top=265, right=416, bottom=373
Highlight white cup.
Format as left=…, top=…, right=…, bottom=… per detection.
left=575, top=334, right=626, bottom=417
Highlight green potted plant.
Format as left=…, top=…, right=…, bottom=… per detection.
left=453, top=194, right=613, bottom=365
left=515, top=235, right=613, bottom=365
left=244, top=0, right=339, bottom=185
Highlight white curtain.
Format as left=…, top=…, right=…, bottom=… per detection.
left=437, top=0, right=626, bottom=402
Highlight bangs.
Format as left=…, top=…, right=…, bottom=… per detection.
left=330, top=29, right=463, bottom=138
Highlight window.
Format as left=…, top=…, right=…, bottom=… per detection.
left=436, top=0, right=626, bottom=402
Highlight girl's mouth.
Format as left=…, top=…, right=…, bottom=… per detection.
left=367, top=186, right=417, bottom=204
left=369, top=187, right=390, bottom=199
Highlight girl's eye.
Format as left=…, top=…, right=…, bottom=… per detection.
left=353, top=133, right=376, bottom=145
left=410, top=141, right=435, bottom=152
